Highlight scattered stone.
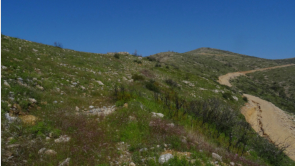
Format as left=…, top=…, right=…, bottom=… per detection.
left=19, top=115, right=38, bottom=125
left=166, top=123, right=175, bottom=127
left=129, top=162, right=136, bottom=166
left=75, top=106, right=79, bottom=111
left=37, top=58, right=40, bottom=61
left=2, top=65, right=8, bottom=70
left=55, top=135, right=71, bottom=143
left=139, top=148, right=148, bottom=152
left=89, top=106, right=94, bottom=109
left=44, top=149, right=57, bottom=155
left=5, top=113, right=18, bottom=123
left=182, top=80, right=194, bottom=87
left=97, top=81, right=104, bottom=85
left=6, top=144, right=20, bottom=148
left=213, top=89, right=219, bottom=93
left=46, top=137, right=51, bottom=141
left=212, top=152, right=222, bottom=161
left=159, top=153, right=173, bottom=164
left=233, top=96, right=238, bottom=101
left=36, top=85, right=44, bottom=90
left=4, top=81, right=10, bottom=88
left=123, top=103, right=128, bottom=108
left=53, top=101, right=58, bottom=104
left=28, top=98, right=37, bottom=103
left=129, top=116, right=136, bottom=121
left=230, top=162, right=235, bottom=166
left=80, top=86, right=85, bottom=90
left=38, top=148, right=47, bottom=154
left=59, top=158, right=71, bottom=166
left=151, top=112, right=164, bottom=118
left=123, top=77, right=128, bottom=81
left=32, top=48, right=38, bottom=52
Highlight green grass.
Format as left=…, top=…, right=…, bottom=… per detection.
left=2, top=34, right=295, bottom=165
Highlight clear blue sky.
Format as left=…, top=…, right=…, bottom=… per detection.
left=2, top=0, right=295, bottom=59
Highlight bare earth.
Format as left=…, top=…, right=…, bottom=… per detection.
left=218, top=64, right=295, bottom=160
left=218, top=64, right=295, bottom=87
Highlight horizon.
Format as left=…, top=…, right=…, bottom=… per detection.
left=2, top=0, right=295, bottom=59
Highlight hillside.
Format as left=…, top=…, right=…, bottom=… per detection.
left=1, top=35, right=295, bottom=166
left=149, top=47, right=295, bottom=81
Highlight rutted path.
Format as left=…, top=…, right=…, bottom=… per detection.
left=218, top=64, right=295, bottom=161
left=218, top=64, right=295, bottom=87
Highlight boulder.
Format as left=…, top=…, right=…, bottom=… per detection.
left=212, top=152, right=222, bottom=161
left=151, top=112, right=164, bottom=118
left=159, top=153, right=173, bottom=164
left=44, top=149, right=57, bottom=155
left=97, top=81, right=104, bottom=85
left=55, top=135, right=71, bottom=143
left=4, top=81, right=10, bottom=88
left=123, top=103, right=128, bottom=108
left=59, top=158, right=71, bottom=166
left=19, top=115, right=38, bottom=125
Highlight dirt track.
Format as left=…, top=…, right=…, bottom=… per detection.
left=218, top=64, right=295, bottom=160
left=218, top=64, right=295, bottom=87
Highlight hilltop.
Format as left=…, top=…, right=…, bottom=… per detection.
left=1, top=35, right=295, bottom=166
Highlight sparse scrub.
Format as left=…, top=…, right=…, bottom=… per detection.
left=146, top=80, right=160, bottom=93
left=114, top=53, right=120, bottom=59
left=165, top=79, right=178, bottom=88
left=132, top=73, right=145, bottom=81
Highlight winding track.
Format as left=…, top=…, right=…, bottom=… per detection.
left=218, top=64, right=295, bottom=161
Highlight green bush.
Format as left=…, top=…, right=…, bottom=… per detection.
left=146, top=80, right=160, bottom=93
left=133, top=60, right=142, bottom=64
left=115, top=100, right=125, bottom=107
left=132, top=74, right=145, bottom=81
left=155, top=63, right=161, bottom=67
left=242, top=96, right=248, bottom=102
left=165, top=79, right=178, bottom=87
left=114, top=53, right=120, bottom=59
left=222, top=92, right=233, bottom=100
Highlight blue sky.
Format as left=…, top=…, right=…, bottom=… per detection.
left=2, top=0, right=295, bottom=59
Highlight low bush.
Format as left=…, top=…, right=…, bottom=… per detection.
left=132, top=73, right=145, bottom=81
left=165, top=79, right=178, bottom=87
left=155, top=63, right=161, bottom=67
left=222, top=92, right=233, bottom=100
left=114, top=53, right=120, bottom=59
left=147, top=56, right=156, bottom=61
left=243, top=96, right=248, bottom=102
left=146, top=80, right=160, bottom=93
left=133, top=60, right=142, bottom=64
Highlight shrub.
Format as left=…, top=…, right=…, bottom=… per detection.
left=165, top=79, right=178, bottom=87
left=114, top=53, right=120, bottom=59
left=147, top=56, right=156, bottom=61
left=242, top=96, right=248, bottom=102
left=133, top=60, right=142, bottom=64
left=155, top=63, right=161, bottom=67
left=115, top=100, right=125, bottom=107
left=132, top=74, right=145, bottom=81
left=146, top=80, right=160, bottom=93
left=54, top=42, right=63, bottom=48
left=222, top=92, right=233, bottom=100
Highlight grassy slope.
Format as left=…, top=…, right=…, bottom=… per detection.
left=1, top=35, right=294, bottom=165
left=231, top=65, right=295, bottom=114
left=149, top=47, right=295, bottom=81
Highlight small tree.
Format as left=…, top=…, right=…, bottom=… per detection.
left=54, top=42, right=63, bottom=48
